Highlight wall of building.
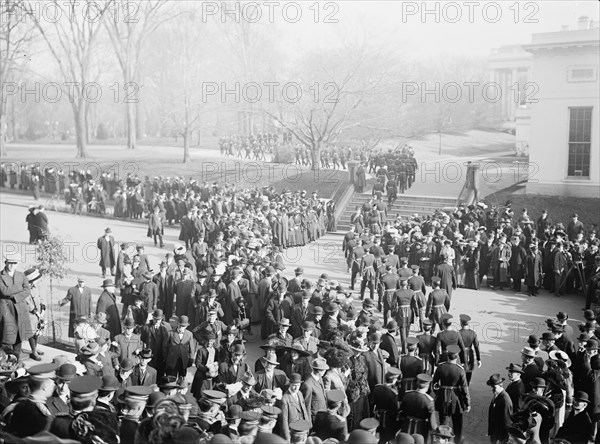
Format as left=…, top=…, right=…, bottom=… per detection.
left=526, top=47, right=599, bottom=197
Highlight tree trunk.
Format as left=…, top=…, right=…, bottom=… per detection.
left=183, top=128, right=190, bottom=163
left=74, top=103, right=87, bottom=158
left=0, top=110, right=8, bottom=158
left=310, top=142, right=321, bottom=171
left=127, top=100, right=137, bottom=150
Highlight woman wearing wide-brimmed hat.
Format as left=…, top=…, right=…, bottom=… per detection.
left=345, top=333, right=370, bottom=430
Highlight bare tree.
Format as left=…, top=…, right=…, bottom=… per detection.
left=0, top=0, right=36, bottom=156
left=266, top=44, right=396, bottom=169
left=24, top=0, right=111, bottom=158
left=104, top=0, right=171, bottom=150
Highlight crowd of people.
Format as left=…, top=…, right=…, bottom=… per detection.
left=353, top=148, right=419, bottom=203
left=1, top=149, right=600, bottom=444
left=339, top=183, right=600, bottom=443
left=219, top=133, right=293, bottom=161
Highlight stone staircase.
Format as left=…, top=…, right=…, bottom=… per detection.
left=337, top=192, right=457, bottom=231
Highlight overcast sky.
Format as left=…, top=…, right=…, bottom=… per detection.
left=281, top=1, right=600, bottom=57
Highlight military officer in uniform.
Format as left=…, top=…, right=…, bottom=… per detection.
left=408, top=265, right=428, bottom=331
left=431, top=344, right=471, bottom=444
left=399, top=373, right=438, bottom=442
left=399, top=337, right=424, bottom=398
left=417, top=319, right=437, bottom=375
left=372, top=367, right=401, bottom=444
left=380, top=265, right=400, bottom=326
left=426, top=277, right=450, bottom=334
left=436, top=314, right=467, bottom=366
left=50, top=375, right=103, bottom=439
left=458, top=314, right=481, bottom=385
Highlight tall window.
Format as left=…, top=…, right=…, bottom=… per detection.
left=568, top=107, right=592, bottom=177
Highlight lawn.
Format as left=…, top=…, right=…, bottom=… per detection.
left=485, top=184, right=600, bottom=232
left=1, top=143, right=349, bottom=200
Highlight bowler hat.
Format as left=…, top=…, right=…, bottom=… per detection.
left=575, top=391, right=590, bottom=403
left=506, top=363, right=524, bottom=374
left=530, top=377, right=546, bottom=388
left=123, top=318, right=135, bottom=328
left=55, top=363, right=77, bottom=381
left=289, top=373, right=302, bottom=384
left=178, top=315, right=190, bottom=326
left=486, top=373, right=505, bottom=386
left=101, top=279, right=115, bottom=288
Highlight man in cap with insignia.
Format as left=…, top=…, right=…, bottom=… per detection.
left=417, top=319, right=437, bottom=375
left=431, top=345, right=471, bottom=444
left=259, top=404, right=282, bottom=434
left=436, top=314, right=467, bottom=366
left=398, top=373, right=437, bottom=441
left=426, top=277, right=450, bottom=334
left=372, top=367, right=401, bottom=442
left=1, top=362, right=56, bottom=427
left=49, top=374, right=103, bottom=439
left=289, top=419, right=311, bottom=444
left=380, top=263, right=400, bottom=326
left=408, top=264, right=427, bottom=331
left=395, top=277, right=414, bottom=354
left=399, top=337, right=424, bottom=397
left=312, top=389, right=349, bottom=442
left=458, top=314, right=481, bottom=385
left=119, top=385, right=153, bottom=443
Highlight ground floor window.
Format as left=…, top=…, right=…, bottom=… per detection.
left=567, top=107, right=592, bottom=177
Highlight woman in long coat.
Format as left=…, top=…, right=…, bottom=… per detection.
left=355, top=164, right=367, bottom=193
left=464, top=241, right=480, bottom=290
left=524, top=243, right=543, bottom=296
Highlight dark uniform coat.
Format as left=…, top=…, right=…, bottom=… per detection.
left=312, top=410, right=348, bottom=442
left=431, top=361, right=471, bottom=415
left=399, top=390, right=436, bottom=441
